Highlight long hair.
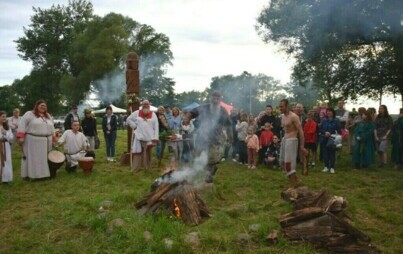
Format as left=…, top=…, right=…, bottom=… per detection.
left=377, top=105, right=390, bottom=118
left=326, top=107, right=336, bottom=119
left=0, top=111, right=9, bottom=130
left=32, top=99, right=50, bottom=119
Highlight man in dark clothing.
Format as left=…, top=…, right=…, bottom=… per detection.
left=64, top=105, right=80, bottom=131
left=258, top=105, right=280, bottom=136
left=187, top=91, right=233, bottom=183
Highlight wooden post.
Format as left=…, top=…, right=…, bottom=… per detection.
left=120, top=52, right=140, bottom=165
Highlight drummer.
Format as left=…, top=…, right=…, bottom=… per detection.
left=58, top=121, right=89, bottom=173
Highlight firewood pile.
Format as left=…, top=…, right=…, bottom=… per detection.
left=135, top=180, right=210, bottom=225
left=279, top=187, right=382, bottom=253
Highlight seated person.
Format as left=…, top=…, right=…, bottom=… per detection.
left=265, top=135, right=281, bottom=169
left=58, top=121, right=89, bottom=173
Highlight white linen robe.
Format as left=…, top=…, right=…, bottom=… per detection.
left=0, top=127, right=13, bottom=182
left=18, top=111, right=54, bottom=179
left=58, top=130, right=89, bottom=167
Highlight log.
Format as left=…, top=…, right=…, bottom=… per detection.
left=135, top=182, right=210, bottom=225
left=279, top=207, right=324, bottom=227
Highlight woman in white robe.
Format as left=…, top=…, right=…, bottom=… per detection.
left=0, top=111, right=13, bottom=183
left=17, top=100, right=55, bottom=179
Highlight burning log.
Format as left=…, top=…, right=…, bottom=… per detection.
left=135, top=180, right=210, bottom=225
left=279, top=187, right=382, bottom=253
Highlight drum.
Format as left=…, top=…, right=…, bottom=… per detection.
left=48, top=150, right=66, bottom=178
left=78, top=157, right=94, bottom=176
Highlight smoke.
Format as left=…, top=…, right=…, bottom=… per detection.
left=93, top=68, right=125, bottom=105
left=155, top=105, right=226, bottom=187
left=139, top=53, right=170, bottom=81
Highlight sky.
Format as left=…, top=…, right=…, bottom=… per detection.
left=0, top=0, right=401, bottom=113
left=0, top=0, right=293, bottom=91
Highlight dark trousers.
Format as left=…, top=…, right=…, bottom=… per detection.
left=231, top=139, right=239, bottom=158
left=238, top=141, right=247, bottom=164
left=259, top=145, right=268, bottom=164
left=104, top=131, right=117, bottom=157
left=323, top=146, right=336, bottom=169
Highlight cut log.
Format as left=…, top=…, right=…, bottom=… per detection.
left=279, top=207, right=324, bottom=227
left=279, top=187, right=380, bottom=253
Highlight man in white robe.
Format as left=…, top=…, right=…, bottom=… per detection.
left=58, top=121, right=89, bottom=173
left=126, top=100, right=159, bottom=172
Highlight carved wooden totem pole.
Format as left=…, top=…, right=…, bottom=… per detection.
left=120, top=52, right=140, bottom=164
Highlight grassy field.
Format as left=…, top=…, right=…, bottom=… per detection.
left=0, top=129, right=402, bottom=253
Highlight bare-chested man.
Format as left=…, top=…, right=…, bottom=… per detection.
left=279, top=99, right=307, bottom=187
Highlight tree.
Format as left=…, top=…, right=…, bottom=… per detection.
left=14, top=0, right=94, bottom=112
left=257, top=0, right=403, bottom=106
left=175, top=90, right=208, bottom=107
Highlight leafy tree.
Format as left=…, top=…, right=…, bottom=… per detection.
left=0, top=85, right=22, bottom=114
left=257, top=0, right=403, bottom=106
left=14, top=1, right=174, bottom=112
left=175, top=90, right=208, bottom=108
left=14, top=0, right=94, bottom=112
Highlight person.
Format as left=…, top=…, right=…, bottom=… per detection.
left=7, top=108, right=21, bottom=143
left=0, top=111, right=13, bottom=183
left=236, top=113, right=249, bottom=165
left=58, top=121, right=89, bottom=173
left=319, top=102, right=328, bottom=120
left=127, top=100, right=159, bottom=172
left=258, top=105, right=279, bottom=136
left=391, top=108, right=403, bottom=168
left=294, top=103, right=306, bottom=128
left=17, top=100, right=56, bottom=180
left=156, top=106, right=169, bottom=162
left=335, top=100, right=348, bottom=158
left=245, top=126, right=259, bottom=169
left=259, top=122, right=274, bottom=165
left=374, top=105, right=393, bottom=168
left=229, top=108, right=239, bottom=162
left=81, top=109, right=97, bottom=152
left=265, top=135, right=280, bottom=168
left=187, top=91, right=233, bottom=183
left=102, top=106, right=118, bottom=162
left=352, top=110, right=375, bottom=169
left=304, top=111, right=318, bottom=168
left=179, top=115, right=195, bottom=164
left=64, top=105, right=80, bottom=131
left=319, top=108, right=341, bottom=174
left=335, top=100, right=349, bottom=129
left=168, top=107, right=183, bottom=161
left=278, top=99, right=307, bottom=187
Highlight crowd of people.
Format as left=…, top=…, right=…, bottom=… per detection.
left=1, top=96, right=403, bottom=185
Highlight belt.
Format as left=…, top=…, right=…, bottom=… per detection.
left=26, top=133, right=52, bottom=137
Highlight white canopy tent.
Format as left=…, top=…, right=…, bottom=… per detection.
left=93, top=104, right=158, bottom=114
left=93, top=104, right=127, bottom=114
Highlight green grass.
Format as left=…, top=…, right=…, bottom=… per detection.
left=1, top=130, right=402, bottom=253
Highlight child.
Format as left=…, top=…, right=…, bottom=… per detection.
left=265, top=135, right=280, bottom=168
left=245, top=126, right=259, bottom=169
left=304, top=112, right=318, bottom=170
left=259, top=122, right=274, bottom=165
left=319, top=102, right=328, bottom=119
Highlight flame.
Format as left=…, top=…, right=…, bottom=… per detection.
left=173, top=198, right=181, bottom=218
